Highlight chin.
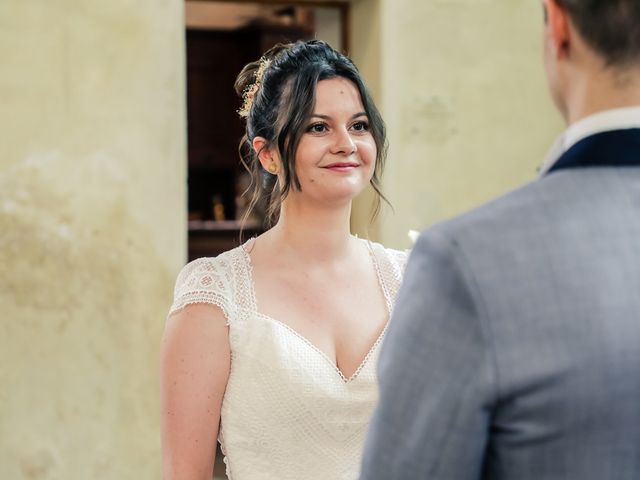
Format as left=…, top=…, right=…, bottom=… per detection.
left=297, top=173, right=372, bottom=206
left=333, top=178, right=369, bottom=198
left=312, top=184, right=367, bottom=207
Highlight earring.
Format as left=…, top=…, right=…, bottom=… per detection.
left=267, top=163, right=278, bottom=174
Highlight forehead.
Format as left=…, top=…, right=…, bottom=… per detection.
left=313, top=77, right=364, bottom=111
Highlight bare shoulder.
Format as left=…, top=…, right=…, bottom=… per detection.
left=166, top=302, right=229, bottom=338
left=162, top=303, right=230, bottom=386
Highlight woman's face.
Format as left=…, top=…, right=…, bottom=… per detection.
left=289, top=76, right=377, bottom=207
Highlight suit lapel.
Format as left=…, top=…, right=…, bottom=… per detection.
left=547, top=128, right=640, bottom=174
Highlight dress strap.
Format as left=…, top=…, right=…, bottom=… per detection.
left=367, top=241, right=409, bottom=308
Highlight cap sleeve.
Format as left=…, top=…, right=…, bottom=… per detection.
left=168, top=255, right=236, bottom=322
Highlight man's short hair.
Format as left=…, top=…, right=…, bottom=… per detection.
left=558, top=0, right=640, bottom=67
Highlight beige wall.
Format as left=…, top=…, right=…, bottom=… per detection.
left=351, top=0, right=564, bottom=248
left=0, top=1, right=186, bottom=479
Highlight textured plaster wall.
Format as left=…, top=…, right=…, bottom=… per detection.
left=0, top=1, right=186, bottom=479
left=375, top=0, right=564, bottom=248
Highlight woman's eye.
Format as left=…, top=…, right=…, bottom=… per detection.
left=307, top=123, right=328, bottom=133
left=352, top=121, right=370, bottom=132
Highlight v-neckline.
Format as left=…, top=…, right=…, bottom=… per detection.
left=239, top=238, right=393, bottom=384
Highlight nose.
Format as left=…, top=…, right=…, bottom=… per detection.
left=331, top=128, right=357, bottom=155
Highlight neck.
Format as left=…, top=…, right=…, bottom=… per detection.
left=262, top=197, right=356, bottom=264
left=563, top=64, right=640, bottom=125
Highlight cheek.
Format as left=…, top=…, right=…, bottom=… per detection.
left=360, top=139, right=377, bottom=166
left=295, top=139, right=322, bottom=166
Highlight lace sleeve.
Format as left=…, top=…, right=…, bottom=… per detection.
left=168, top=255, right=236, bottom=322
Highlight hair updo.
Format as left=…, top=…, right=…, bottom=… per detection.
left=234, top=40, right=388, bottom=227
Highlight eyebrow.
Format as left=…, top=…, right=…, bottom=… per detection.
left=310, top=112, right=368, bottom=120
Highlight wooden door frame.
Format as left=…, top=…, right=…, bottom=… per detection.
left=185, top=0, right=351, bottom=53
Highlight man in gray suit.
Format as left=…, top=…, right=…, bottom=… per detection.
left=361, top=1, right=640, bottom=479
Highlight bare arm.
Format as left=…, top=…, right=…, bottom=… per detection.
left=160, top=303, right=231, bottom=480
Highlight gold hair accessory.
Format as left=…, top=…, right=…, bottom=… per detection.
left=267, top=162, right=278, bottom=174
left=238, top=57, right=272, bottom=118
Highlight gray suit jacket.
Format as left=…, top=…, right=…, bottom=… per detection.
left=361, top=132, right=640, bottom=479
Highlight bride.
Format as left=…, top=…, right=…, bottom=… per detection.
left=161, top=40, right=407, bottom=480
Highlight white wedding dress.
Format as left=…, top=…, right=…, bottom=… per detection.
left=169, top=239, right=407, bottom=480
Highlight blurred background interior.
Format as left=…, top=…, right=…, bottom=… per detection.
left=0, top=1, right=562, bottom=479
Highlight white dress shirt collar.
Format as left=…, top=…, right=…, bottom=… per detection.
left=539, top=105, right=640, bottom=176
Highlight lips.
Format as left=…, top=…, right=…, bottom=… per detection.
left=323, top=162, right=359, bottom=171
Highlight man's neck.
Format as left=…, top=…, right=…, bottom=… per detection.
left=564, top=65, right=640, bottom=126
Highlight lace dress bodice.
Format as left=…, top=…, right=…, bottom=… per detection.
left=169, top=240, right=407, bottom=480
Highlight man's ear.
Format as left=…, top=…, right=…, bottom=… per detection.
left=252, top=136, right=279, bottom=173
left=543, top=0, right=572, bottom=60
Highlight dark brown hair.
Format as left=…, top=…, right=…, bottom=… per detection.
left=556, top=0, right=640, bottom=67
left=235, top=40, right=388, bottom=227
